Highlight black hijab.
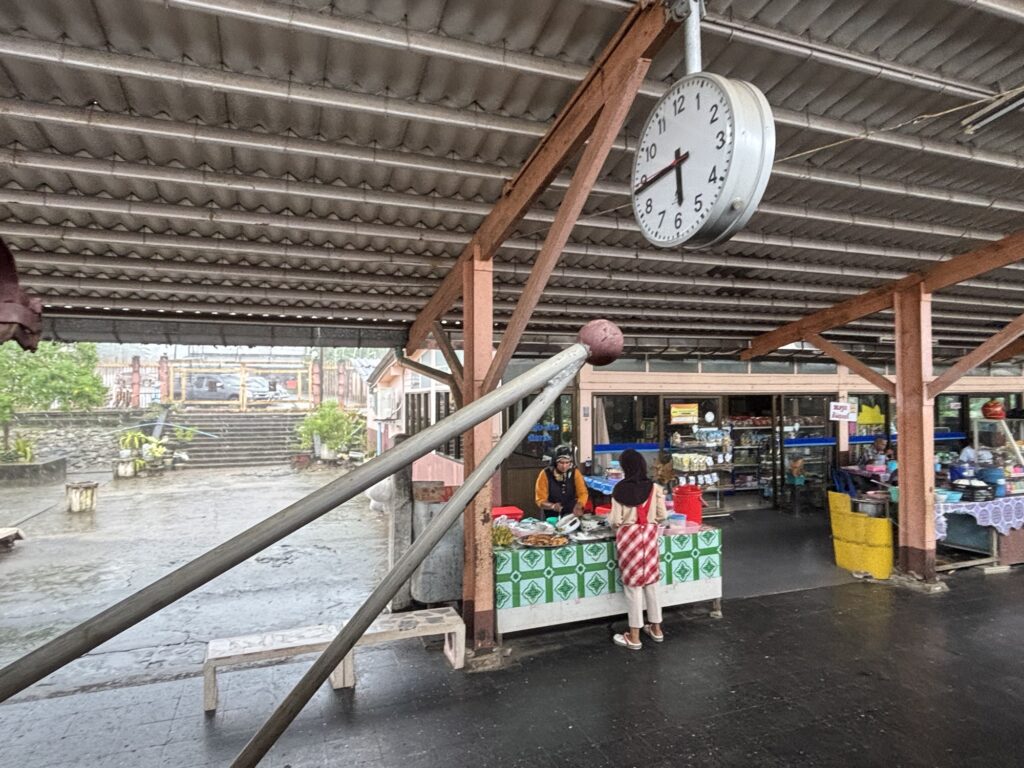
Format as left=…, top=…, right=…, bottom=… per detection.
left=612, top=449, right=654, bottom=507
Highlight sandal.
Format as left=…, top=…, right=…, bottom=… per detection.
left=643, top=625, right=664, bottom=643
left=613, top=633, right=642, bottom=651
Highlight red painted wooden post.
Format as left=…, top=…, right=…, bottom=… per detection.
left=311, top=360, right=322, bottom=407
left=130, top=356, right=141, bottom=408
left=158, top=354, right=170, bottom=403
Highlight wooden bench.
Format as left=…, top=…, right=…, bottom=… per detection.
left=202, top=607, right=465, bottom=711
left=0, top=528, right=24, bottom=549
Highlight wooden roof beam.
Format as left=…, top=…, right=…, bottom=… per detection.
left=481, top=59, right=650, bottom=394
left=928, top=311, right=1024, bottom=399
left=804, top=333, right=896, bottom=397
left=405, top=1, right=679, bottom=354
left=741, top=229, right=1024, bottom=361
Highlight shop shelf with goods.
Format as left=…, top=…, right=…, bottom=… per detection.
left=723, top=418, right=773, bottom=496
left=972, top=418, right=1024, bottom=471
left=669, top=426, right=731, bottom=512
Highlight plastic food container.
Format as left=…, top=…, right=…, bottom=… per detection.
left=555, top=514, right=580, bottom=534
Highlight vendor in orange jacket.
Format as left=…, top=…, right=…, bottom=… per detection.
left=534, top=444, right=589, bottom=518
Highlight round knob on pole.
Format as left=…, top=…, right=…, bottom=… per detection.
left=578, top=319, right=624, bottom=366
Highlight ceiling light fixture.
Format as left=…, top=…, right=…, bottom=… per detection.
left=961, top=87, right=1024, bottom=135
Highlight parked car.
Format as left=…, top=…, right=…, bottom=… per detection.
left=187, top=373, right=271, bottom=402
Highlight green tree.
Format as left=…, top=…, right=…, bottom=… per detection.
left=0, top=341, right=107, bottom=449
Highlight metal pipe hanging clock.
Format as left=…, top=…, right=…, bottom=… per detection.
left=632, top=2, right=775, bottom=248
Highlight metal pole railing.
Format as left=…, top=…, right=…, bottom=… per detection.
left=0, top=342, right=590, bottom=702
left=232, top=360, right=581, bottom=766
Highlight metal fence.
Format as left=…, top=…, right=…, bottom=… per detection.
left=168, top=363, right=314, bottom=411
left=96, top=363, right=161, bottom=409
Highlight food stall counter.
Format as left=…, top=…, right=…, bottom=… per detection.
left=494, top=526, right=722, bottom=633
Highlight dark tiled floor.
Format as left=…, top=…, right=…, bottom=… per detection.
left=4, top=569, right=1024, bottom=767
left=715, top=505, right=854, bottom=598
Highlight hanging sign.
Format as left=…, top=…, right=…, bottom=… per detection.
left=670, top=403, right=699, bottom=425
left=829, top=401, right=853, bottom=421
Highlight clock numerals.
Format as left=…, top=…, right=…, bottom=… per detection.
left=674, top=212, right=683, bottom=229
left=709, top=104, right=719, bottom=124
left=715, top=131, right=726, bottom=150
left=695, top=93, right=701, bottom=111
left=694, top=194, right=704, bottom=213
left=708, top=166, right=718, bottom=184
left=658, top=210, right=666, bottom=228
left=657, top=115, right=666, bottom=134
left=672, top=94, right=685, bottom=115
left=645, top=198, right=653, bottom=214
left=644, top=143, right=657, bottom=162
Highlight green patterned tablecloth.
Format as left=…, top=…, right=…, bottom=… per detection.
left=495, top=529, right=722, bottom=610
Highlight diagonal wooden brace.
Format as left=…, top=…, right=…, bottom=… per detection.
left=927, top=310, right=1024, bottom=398
left=480, top=58, right=651, bottom=394
left=404, top=2, right=679, bottom=354
left=804, top=333, right=895, bottom=397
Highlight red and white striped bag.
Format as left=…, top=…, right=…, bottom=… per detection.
left=615, top=490, right=661, bottom=588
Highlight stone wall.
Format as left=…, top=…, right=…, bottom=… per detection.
left=9, top=410, right=148, bottom=472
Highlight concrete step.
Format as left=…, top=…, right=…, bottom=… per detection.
left=188, top=434, right=299, bottom=438
left=186, top=456, right=292, bottom=467
left=187, top=438, right=299, bottom=445
left=186, top=448, right=296, bottom=454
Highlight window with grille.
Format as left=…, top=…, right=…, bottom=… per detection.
left=434, top=392, right=463, bottom=460
left=404, top=392, right=431, bottom=436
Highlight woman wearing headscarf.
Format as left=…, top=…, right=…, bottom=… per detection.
left=609, top=449, right=667, bottom=650
left=534, top=444, right=588, bottom=518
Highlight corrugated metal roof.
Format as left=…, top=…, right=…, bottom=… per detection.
left=1, top=0, right=1024, bottom=358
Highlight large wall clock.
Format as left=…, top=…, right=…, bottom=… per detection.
left=631, top=73, right=775, bottom=248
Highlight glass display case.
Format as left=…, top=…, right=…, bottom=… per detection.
left=723, top=395, right=775, bottom=501
left=780, top=395, right=834, bottom=512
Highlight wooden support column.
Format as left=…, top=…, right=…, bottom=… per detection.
left=894, top=283, right=936, bottom=580
left=462, top=246, right=496, bottom=650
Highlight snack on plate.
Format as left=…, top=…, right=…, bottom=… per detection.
left=521, top=533, right=569, bottom=547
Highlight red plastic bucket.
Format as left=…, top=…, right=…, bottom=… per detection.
left=672, top=485, right=703, bottom=525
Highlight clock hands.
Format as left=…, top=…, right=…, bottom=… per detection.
left=633, top=149, right=689, bottom=198
left=673, top=148, right=684, bottom=206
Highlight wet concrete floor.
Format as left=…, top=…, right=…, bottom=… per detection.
left=3, top=471, right=1023, bottom=766
left=3, top=570, right=1023, bottom=767
left=0, top=465, right=387, bottom=697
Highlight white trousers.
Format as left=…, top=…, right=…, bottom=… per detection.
left=623, top=583, right=662, bottom=629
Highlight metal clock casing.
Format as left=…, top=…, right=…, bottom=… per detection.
left=631, top=73, right=775, bottom=249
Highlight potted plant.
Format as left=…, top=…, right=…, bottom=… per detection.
left=116, top=429, right=147, bottom=477
left=297, top=403, right=366, bottom=463
left=146, top=439, right=169, bottom=473
left=119, top=429, right=145, bottom=457
left=0, top=434, right=35, bottom=464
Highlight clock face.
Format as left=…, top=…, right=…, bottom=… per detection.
left=631, top=76, right=737, bottom=247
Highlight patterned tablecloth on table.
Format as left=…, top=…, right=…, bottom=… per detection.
left=494, top=528, right=722, bottom=609
left=935, top=496, right=1024, bottom=539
